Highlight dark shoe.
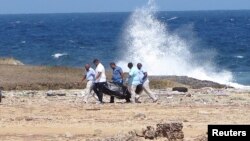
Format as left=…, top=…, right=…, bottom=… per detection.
left=125, top=98, right=131, bottom=103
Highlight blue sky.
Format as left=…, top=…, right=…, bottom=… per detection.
left=0, top=0, right=249, bottom=14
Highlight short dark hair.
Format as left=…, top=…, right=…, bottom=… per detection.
left=128, top=62, right=133, bottom=67
left=93, top=59, right=99, bottom=63
left=110, top=62, right=115, bottom=66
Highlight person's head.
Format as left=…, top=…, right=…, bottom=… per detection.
left=84, top=64, right=90, bottom=71
left=137, top=63, right=142, bottom=70
left=93, top=59, right=99, bottom=66
left=127, top=62, right=133, bottom=69
left=110, top=62, right=116, bottom=70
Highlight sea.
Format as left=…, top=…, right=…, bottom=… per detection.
left=0, top=8, right=250, bottom=86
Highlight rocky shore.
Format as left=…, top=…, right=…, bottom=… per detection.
left=0, top=87, right=250, bottom=140
left=1, top=59, right=249, bottom=141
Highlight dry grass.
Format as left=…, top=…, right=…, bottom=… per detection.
left=0, top=65, right=181, bottom=90
left=0, top=65, right=83, bottom=90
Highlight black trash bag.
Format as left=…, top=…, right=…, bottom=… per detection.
left=102, top=82, right=131, bottom=100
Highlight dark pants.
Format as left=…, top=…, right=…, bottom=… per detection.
left=93, top=82, right=107, bottom=102
left=0, top=90, right=2, bottom=103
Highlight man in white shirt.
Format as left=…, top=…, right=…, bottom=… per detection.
left=137, top=63, right=158, bottom=102
left=81, top=64, right=98, bottom=103
left=93, top=59, right=107, bottom=103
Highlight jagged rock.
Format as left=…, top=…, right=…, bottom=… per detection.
left=144, top=126, right=155, bottom=140
left=170, top=122, right=183, bottom=131
left=24, top=116, right=34, bottom=121
left=151, top=76, right=229, bottom=89
left=170, top=131, right=184, bottom=139
left=155, top=122, right=184, bottom=140
left=46, top=92, right=66, bottom=97
left=57, top=93, right=66, bottom=96
left=173, top=87, right=188, bottom=93
left=46, top=93, right=57, bottom=97
left=156, top=123, right=171, bottom=137
left=134, top=129, right=145, bottom=137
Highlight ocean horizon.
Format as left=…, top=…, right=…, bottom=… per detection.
left=0, top=9, right=250, bottom=15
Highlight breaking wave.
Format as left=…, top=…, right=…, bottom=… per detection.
left=117, top=0, right=248, bottom=88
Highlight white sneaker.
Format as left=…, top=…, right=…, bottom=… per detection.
left=96, top=101, right=104, bottom=105
left=153, top=98, right=158, bottom=103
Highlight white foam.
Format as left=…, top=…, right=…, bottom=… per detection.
left=21, top=41, right=26, bottom=44
left=235, top=55, right=244, bottom=59
left=167, top=17, right=178, bottom=21
left=52, top=53, right=68, bottom=59
left=15, top=21, right=21, bottom=24
left=117, top=0, right=247, bottom=88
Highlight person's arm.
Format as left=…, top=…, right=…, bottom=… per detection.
left=143, top=72, right=148, bottom=80
left=91, top=70, right=96, bottom=81
left=126, top=69, right=133, bottom=85
left=81, top=75, right=86, bottom=83
left=119, top=68, right=124, bottom=80
left=95, top=72, right=102, bottom=80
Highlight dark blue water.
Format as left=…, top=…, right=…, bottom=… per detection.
left=0, top=11, right=250, bottom=85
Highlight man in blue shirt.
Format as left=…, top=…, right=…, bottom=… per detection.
left=109, top=62, right=124, bottom=103
left=81, top=64, right=98, bottom=103
left=110, top=62, right=124, bottom=85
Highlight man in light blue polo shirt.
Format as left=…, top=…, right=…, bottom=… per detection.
left=127, top=62, right=141, bottom=103
left=81, top=64, right=98, bottom=103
